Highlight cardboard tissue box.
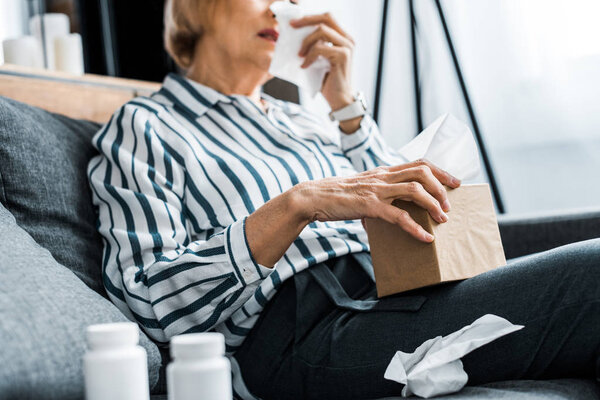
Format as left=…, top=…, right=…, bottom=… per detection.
left=365, top=183, right=506, bottom=297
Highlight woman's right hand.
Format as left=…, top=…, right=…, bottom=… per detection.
left=292, top=159, right=461, bottom=243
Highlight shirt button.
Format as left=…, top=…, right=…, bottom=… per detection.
left=242, top=269, right=253, bottom=280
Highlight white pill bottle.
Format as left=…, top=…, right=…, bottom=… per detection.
left=84, top=322, right=150, bottom=400
left=167, top=332, right=232, bottom=400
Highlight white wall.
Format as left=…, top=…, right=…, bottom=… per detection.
left=434, top=0, right=600, bottom=212
left=0, top=0, right=29, bottom=64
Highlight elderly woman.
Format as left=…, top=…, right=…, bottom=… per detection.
left=88, top=0, right=599, bottom=399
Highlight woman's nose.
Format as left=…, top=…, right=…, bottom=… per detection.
left=267, top=0, right=279, bottom=18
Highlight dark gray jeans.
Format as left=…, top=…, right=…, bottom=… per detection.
left=235, top=238, right=600, bottom=400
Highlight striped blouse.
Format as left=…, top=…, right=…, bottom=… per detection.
left=87, top=72, right=404, bottom=397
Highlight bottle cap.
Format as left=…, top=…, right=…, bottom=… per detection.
left=86, top=322, right=139, bottom=350
left=170, top=332, right=225, bottom=360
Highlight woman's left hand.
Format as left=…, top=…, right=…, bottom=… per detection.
left=291, top=13, right=356, bottom=113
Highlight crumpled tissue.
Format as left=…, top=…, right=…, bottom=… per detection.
left=269, top=1, right=330, bottom=96
left=384, top=314, right=524, bottom=398
left=398, top=113, right=481, bottom=181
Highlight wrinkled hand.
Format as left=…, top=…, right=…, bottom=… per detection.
left=293, top=159, right=462, bottom=242
left=291, top=13, right=355, bottom=112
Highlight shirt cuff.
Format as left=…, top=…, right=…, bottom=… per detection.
left=339, top=115, right=376, bottom=157
left=225, top=217, right=273, bottom=286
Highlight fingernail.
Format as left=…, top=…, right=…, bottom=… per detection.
left=440, top=211, right=448, bottom=223
left=424, top=232, right=435, bottom=242
left=442, top=199, right=451, bottom=212
left=435, top=211, right=448, bottom=223
left=452, top=177, right=461, bottom=186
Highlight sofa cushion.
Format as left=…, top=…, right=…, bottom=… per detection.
left=0, top=202, right=162, bottom=399
left=0, top=96, right=104, bottom=295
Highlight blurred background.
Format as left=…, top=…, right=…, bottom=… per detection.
left=1, top=0, right=599, bottom=215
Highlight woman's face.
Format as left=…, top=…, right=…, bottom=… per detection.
left=204, top=0, right=296, bottom=73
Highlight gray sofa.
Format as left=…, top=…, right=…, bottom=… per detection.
left=0, top=95, right=598, bottom=399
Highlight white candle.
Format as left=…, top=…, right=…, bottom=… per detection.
left=2, top=36, right=44, bottom=68
left=54, top=33, right=84, bottom=75
left=29, top=13, right=70, bottom=70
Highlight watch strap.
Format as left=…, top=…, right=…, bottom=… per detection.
left=329, top=92, right=367, bottom=122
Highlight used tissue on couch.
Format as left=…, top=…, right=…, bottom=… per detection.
left=365, top=114, right=506, bottom=297
left=384, top=314, right=524, bottom=398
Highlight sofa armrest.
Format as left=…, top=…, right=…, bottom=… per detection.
left=498, top=208, right=600, bottom=259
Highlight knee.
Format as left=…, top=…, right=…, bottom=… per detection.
left=554, top=238, right=600, bottom=269
left=544, top=238, right=600, bottom=296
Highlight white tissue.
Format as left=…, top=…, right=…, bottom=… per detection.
left=269, top=1, right=330, bottom=96
left=384, top=314, right=524, bottom=398
left=398, top=114, right=481, bottom=181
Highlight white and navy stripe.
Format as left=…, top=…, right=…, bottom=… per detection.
left=88, top=72, right=404, bottom=398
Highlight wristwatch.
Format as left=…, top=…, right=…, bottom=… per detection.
left=328, top=92, right=368, bottom=122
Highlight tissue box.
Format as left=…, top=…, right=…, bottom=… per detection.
left=365, top=183, right=506, bottom=297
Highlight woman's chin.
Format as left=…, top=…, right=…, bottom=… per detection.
left=252, top=53, right=274, bottom=74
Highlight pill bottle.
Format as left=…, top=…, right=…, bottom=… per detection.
left=84, top=322, right=149, bottom=400
left=167, top=332, right=232, bottom=400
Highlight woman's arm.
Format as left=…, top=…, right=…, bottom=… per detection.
left=292, top=13, right=406, bottom=172
left=337, top=114, right=407, bottom=171
left=246, top=159, right=461, bottom=267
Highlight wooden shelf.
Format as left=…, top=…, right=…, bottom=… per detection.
left=0, top=64, right=161, bottom=123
